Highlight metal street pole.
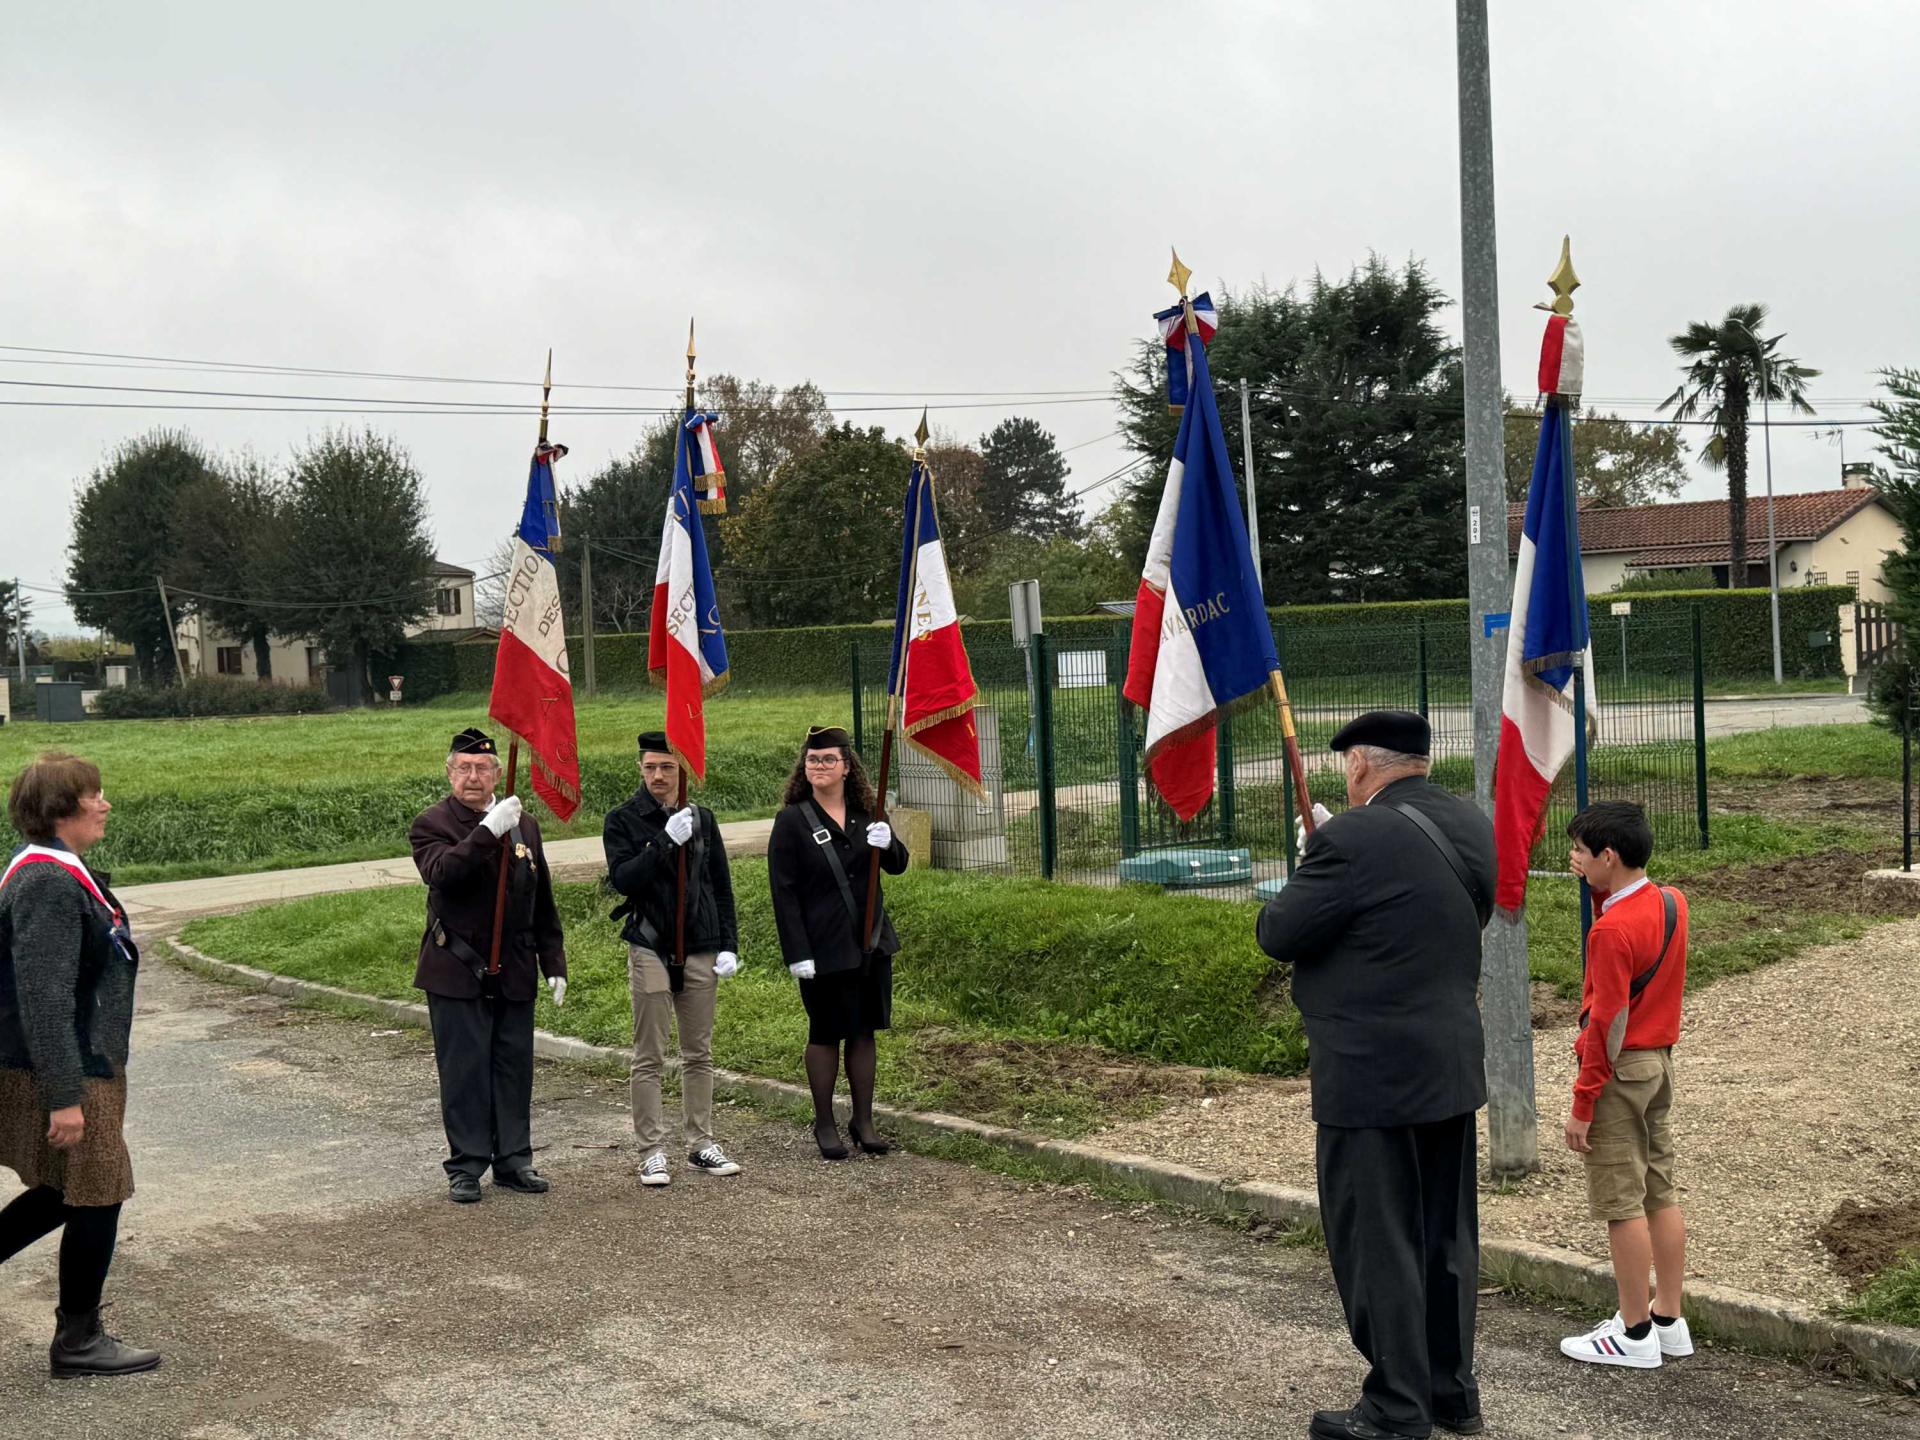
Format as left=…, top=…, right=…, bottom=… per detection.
left=1457, top=0, right=1537, bottom=1176
left=13, top=577, right=25, bottom=681
left=1240, top=378, right=1263, bottom=594
left=580, top=536, right=598, bottom=697
left=1732, top=318, right=1784, bottom=683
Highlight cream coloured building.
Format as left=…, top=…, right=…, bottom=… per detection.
left=1507, top=474, right=1899, bottom=603
left=172, top=559, right=478, bottom=684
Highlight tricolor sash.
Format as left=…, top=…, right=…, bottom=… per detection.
left=2, top=845, right=136, bottom=963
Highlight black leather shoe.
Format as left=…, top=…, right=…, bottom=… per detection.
left=50, top=1308, right=161, bottom=1379
left=1308, top=1407, right=1419, bottom=1440
left=448, top=1174, right=483, bottom=1203
left=1433, top=1415, right=1485, bottom=1436
left=493, top=1167, right=550, bottom=1193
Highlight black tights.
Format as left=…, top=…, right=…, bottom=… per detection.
left=804, top=1035, right=880, bottom=1137
left=0, top=1186, right=122, bottom=1313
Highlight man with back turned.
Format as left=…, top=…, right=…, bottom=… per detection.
left=1255, top=710, right=1496, bottom=1440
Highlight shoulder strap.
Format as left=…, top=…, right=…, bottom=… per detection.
left=1627, top=888, right=1679, bottom=1002
left=1388, top=802, right=1489, bottom=919
left=798, top=799, right=872, bottom=947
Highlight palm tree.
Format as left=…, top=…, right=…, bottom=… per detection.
left=1660, top=304, right=1818, bottom=588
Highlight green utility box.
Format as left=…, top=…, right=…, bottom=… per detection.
left=1118, top=846, right=1253, bottom=889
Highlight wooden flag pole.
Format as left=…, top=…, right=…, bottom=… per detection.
left=862, top=411, right=929, bottom=951
left=484, top=350, right=556, bottom=976
left=1169, top=248, right=1316, bottom=840
left=674, top=320, right=697, bottom=968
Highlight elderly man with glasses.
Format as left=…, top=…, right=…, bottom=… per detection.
left=408, top=727, right=567, bottom=1204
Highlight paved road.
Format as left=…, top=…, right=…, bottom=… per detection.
left=3, top=960, right=1916, bottom=1439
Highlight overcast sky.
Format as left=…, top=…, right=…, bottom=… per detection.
left=5, top=0, right=1915, bottom=634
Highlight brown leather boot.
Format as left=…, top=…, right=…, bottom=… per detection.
left=50, top=1307, right=161, bottom=1378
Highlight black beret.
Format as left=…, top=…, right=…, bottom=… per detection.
left=804, top=726, right=851, bottom=750
left=636, top=731, right=672, bottom=755
left=450, top=727, right=497, bottom=756
left=1328, top=709, right=1430, bottom=758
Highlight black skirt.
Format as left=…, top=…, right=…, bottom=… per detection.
left=797, top=957, right=893, bottom=1044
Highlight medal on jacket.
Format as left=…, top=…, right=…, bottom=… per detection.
left=514, top=841, right=530, bottom=861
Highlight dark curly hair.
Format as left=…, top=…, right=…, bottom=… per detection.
left=782, top=740, right=878, bottom=812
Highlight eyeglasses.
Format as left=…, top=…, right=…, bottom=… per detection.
left=450, top=763, right=498, bottom=778
left=803, top=754, right=844, bottom=768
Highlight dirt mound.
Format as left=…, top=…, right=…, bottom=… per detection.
left=1817, top=1197, right=1920, bottom=1286
left=1684, top=846, right=1888, bottom=914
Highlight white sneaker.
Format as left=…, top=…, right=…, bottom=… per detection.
left=688, top=1143, right=742, bottom=1177
left=1647, top=1312, right=1693, bottom=1358
left=638, top=1151, right=671, bottom=1187
left=1560, top=1314, right=1662, bottom=1369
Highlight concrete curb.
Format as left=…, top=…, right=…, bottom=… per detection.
left=166, top=941, right=1920, bottom=1390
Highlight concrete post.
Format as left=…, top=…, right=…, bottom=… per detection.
left=1457, top=0, right=1538, bottom=1176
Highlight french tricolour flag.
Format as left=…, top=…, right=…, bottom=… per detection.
left=686, top=411, right=726, bottom=514
left=1124, top=302, right=1278, bottom=822
left=1494, top=322, right=1598, bottom=912
left=489, top=440, right=581, bottom=821
left=648, top=411, right=730, bottom=780
left=887, top=452, right=984, bottom=796
left=1152, top=290, right=1218, bottom=413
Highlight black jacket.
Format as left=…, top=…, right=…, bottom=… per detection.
left=1255, top=775, right=1496, bottom=1129
left=602, top=788, right=738, bottom=956
left=409, top=795, right=567, bottom=1002
left=0, top=847, right=140, bottom=1112
left=767, top=799, right=908, bottom=976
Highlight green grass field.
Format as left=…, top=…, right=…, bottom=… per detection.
left=0, top=686, right=851, bottom=883
left=179, top=862, right=1294, bottom=1135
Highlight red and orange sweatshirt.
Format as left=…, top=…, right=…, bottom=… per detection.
left=1571, top=877, right=1689, bottom=1123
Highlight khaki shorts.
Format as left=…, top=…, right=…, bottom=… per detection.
left=1583, top=1046, right=1678, bottom=1222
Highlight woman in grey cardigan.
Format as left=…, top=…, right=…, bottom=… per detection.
left=0, top=751, right=159, bottom=1378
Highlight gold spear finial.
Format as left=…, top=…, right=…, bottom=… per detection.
left=1547, top=236, right=1580, bottom=316
left=1168, top=248, right=1201, bottom=336
left=538, top=347, right=553, bottom=445
left=684, top=318, right=697, bottom=410
left=913, top=407, right=930, bottom=457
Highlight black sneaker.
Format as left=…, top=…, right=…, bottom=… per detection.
left=688, top=1143, right=741, bottom=1177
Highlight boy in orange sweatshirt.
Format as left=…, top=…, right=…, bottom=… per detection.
left=1558, top=801, right=1693, bottom=1369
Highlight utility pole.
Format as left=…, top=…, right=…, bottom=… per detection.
left=12, top=577, right=25, bottom=681
left=1240, top=378, right=1263, bottom=594
left=580, top=536, right=598, bottom=697
left=155, top=576, right=188, bottom=685
left=1457, top=0, right=1537, bottom=1177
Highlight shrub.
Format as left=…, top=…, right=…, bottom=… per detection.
left=398, top=585, right=1857, bottom=696
left=92, top=678, right=334, bottom=720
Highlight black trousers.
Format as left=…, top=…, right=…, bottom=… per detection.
left=1316, top=1113, right=1479, bottom=1437
left=427, top=993, right=536, bottom=1181
left=0, top=1186, right=121, bottom=1313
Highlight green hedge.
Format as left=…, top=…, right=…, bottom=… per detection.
left=391, top=584, right=1856, bottom=697
left=92, top=678, right=334, bottom=720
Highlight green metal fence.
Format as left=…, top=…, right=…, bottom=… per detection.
left=852, top=611, right=1708, bottom=901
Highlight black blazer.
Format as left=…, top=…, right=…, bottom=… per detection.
left=1255, top=775, right=1496, bottom=1129
left=602, top=789, right=737, bottom=956
left=408, top=795, right=567, bottom=1002
left=767, top=799, right=908, bottom=976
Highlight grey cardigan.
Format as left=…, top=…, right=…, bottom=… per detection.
left=0, top=856, right=139, bottom=1111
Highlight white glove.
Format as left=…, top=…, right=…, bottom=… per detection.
left=1294, top=803, right=1333, bottom=855
left=714, top=951, right=739, bottom=979
left=788, top=959, right=817, bottom=981
left=547, top=975, right=567, bottom=1008
left=865, top=820, right=893, bottom=850
left=481, top=794, right=523, bottom=838
left=664, top=808, right=697, bottom=846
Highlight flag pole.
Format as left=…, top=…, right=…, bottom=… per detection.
left=674, top=320, right=696, bottom=969
left=1169, top=248, right=1317, bottom=841
left=1545, top=241, right=1594, bottom=951
left=486, top=350, right=552, bottom=980
left=863, top=411, right=929, bottom=951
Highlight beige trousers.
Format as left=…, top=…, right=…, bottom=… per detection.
left=628, top=946, right=717, bottom=1153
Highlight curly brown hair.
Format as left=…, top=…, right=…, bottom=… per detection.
left=781, top=741, right=878, bottom=812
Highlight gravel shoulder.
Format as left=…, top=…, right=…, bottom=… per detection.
left=1097, top=916, right=1920, bottom=1310
left=5, top=961, right=1918, bottom=1437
